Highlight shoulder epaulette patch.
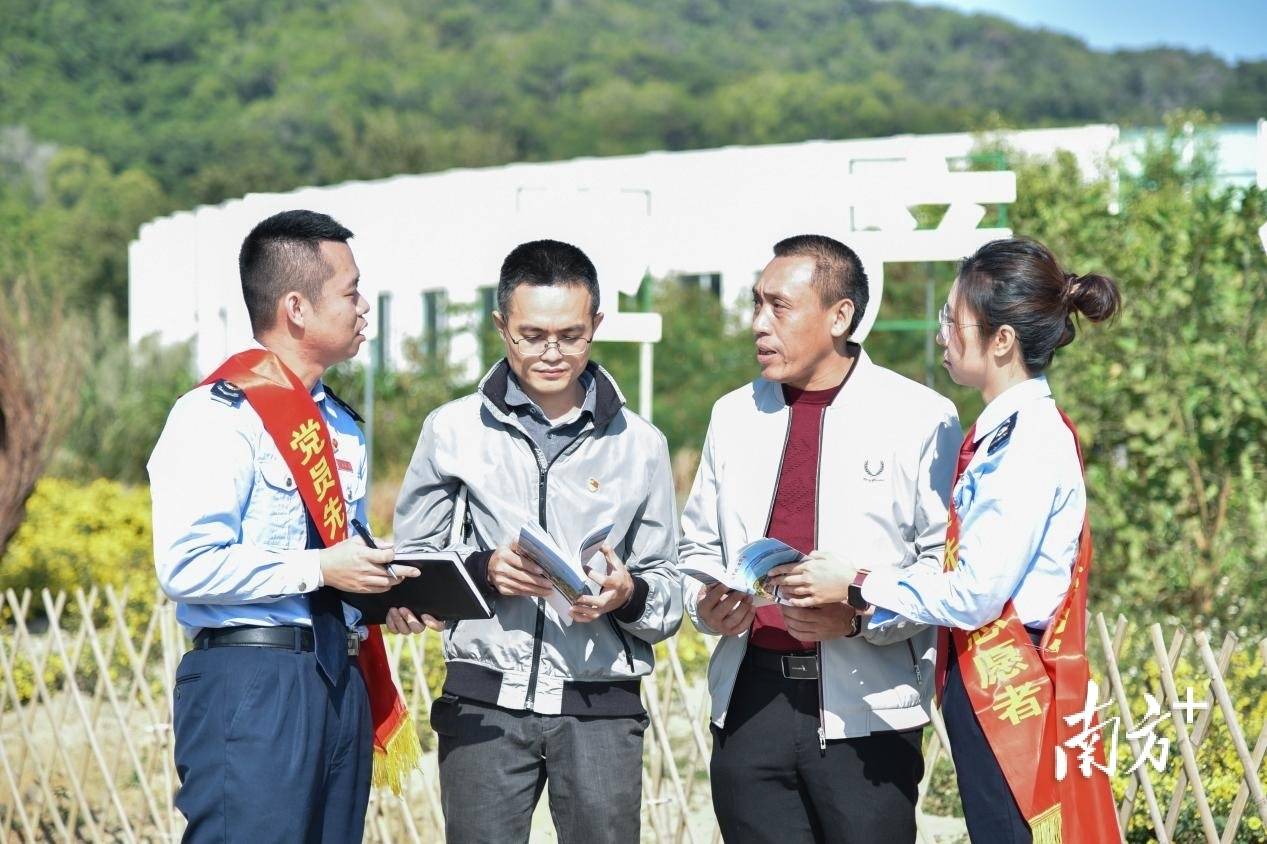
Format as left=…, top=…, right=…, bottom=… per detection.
left=987, top=411, right=1018, bottom=456
left=209, top=379, right=244, bottom=407
left=324, top=386, right=365, bottom=423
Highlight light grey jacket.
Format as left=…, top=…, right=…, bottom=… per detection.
left=681, top=349, right=961, bottom=739
left=394, top=360, right=683, bottom=715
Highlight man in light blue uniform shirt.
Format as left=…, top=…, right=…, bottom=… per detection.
left=148, top=210, right=406, bottom=842
left=152, top=373, right=369, bottom=628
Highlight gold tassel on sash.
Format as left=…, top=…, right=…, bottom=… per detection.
left=1029, top=804, right=1063, bottom=844
left=371, top=714, right=424, bottom=794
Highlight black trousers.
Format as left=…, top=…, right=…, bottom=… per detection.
left=710, top=651, right=924, bottom=843
left=172, top=644, right=372, bottom=843
left=941, top=632, right=1041, bottom=844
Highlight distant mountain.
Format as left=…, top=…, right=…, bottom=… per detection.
left=2, top=0, right=1263, bottom=204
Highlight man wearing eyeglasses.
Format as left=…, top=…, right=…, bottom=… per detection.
left=390, top=239, right=683, bottom=844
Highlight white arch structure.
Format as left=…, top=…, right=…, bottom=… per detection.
left=130, top=125, right=1123, bottom=389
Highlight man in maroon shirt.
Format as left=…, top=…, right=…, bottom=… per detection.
left=749, top=374, right=851, bottom=651
left=681, top=235, right=961, bottom=842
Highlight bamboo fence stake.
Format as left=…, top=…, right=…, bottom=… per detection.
left=1220, top=639, right=1267, bottom=844
left=1149, top=624, right=1219, bottom=844
left=1195, top=631, right=1267, bottom=829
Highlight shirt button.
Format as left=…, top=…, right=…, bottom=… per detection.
left=298, top=581, right=308, bottom=591
left=285, top=477, right=293, bottom=488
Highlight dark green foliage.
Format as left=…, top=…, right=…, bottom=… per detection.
left=2, top=0, right=1263, bottom=213
left=3, top=1, right=1265, bottom=639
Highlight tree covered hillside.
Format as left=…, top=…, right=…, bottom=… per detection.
left=3, top=0, right=1264, bottom=209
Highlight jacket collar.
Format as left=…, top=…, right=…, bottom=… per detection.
left=751, top=343, right=873, bottom=411
left=973, top=375, right=1052, bottom=442
left=504, top=368, right=597, bottom=425
left=478, top=358, right=626, bottom=429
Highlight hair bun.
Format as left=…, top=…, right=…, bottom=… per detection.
left=1065, top=271, right=1121, bottom=323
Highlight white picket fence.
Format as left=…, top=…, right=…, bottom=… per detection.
left=1, top=588, right=1265, bottom=842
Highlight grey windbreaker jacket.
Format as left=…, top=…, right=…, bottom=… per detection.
left=393, top=360, right=683, bottom=715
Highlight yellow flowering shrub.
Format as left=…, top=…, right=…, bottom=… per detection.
left=2, top=477, right=154, bottom=601
left=1, top=478, right=157, bottom=702
left=1115, top=646, right=1267, bottom=843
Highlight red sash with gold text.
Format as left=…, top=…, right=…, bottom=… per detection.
left=200, top=349, right=420, bottom=793
left=934, top=412, right=1119, bottom=843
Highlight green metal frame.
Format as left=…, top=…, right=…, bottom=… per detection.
left=872, top=318, right=938, bottom=332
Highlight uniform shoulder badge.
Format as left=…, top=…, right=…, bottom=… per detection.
left=987, top=412, right=1018, bottom=456
left=324, top=386, right=365, bottom=423
left=209, top=379, right=244, bottom=408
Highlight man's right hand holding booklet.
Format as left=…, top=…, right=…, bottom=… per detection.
left=486, top=540, right=554, bottom=598
left=483, top=537, right=635, bottom=624
left=696, top=582, right=756, bottom=636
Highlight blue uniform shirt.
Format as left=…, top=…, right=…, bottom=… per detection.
left=863, top=376, right=1085, bottom=631
left=148, top=371, right=368, bottom=635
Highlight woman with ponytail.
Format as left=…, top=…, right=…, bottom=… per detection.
left=769, top=237, right=1122, bottom=842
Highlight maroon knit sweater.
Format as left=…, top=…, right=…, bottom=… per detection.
left=749, top=378, right=845, bottom=652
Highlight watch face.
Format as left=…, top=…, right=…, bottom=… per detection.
left=848, top=571, right=871, bottom=610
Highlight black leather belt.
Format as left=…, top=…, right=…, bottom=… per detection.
left=745, top=646, right=819, bottom=680
left=193, top=625, right=360, bottom=656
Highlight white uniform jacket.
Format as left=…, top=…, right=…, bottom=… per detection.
left=863, top=376, right=1086, bottom=631
left=681, top=349, right=962, bottom=739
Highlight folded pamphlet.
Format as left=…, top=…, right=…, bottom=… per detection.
left=516, top=521, right=614, bottom=626
left=678, top=537, right=804, bottom=606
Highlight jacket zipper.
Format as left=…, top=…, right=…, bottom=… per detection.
left=746, top=411, right=823, bottom=745
left=759, top=413, right=794, bottom=536
left=747, top=408, right=792, bottom=683
left=522, top=449, right=549, bottom=711
left=814, top=406, right=828, bottom=754
left=449, top=508, right=479, bottom=641
left=906, top=639, right=923, bottom=685
left=607, top=615, right=635, bottom=671
left=522, top=427, right=594, bottom=711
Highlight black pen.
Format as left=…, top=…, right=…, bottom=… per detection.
left=351, top=518, right=398, bottom=578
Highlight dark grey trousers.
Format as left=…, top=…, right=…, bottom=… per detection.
left=429, top=694, right=647, bottom=844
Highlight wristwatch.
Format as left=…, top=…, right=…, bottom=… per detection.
left=846, top=569, right=871, bottom=611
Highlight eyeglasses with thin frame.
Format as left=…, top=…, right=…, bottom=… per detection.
left=937, top=303, right=985, bottom=341
left=507, top=334, right=593, bottom=357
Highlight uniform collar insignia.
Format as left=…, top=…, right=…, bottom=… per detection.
left=987, top=412, right=1019, bottom=456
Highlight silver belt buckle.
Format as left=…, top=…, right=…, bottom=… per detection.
left=781, top=654, right=819, bottom=680
left=346, top=631, right=360, bottom=657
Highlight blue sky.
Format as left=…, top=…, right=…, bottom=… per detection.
left=904, top=0, right=1267, bottom=62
